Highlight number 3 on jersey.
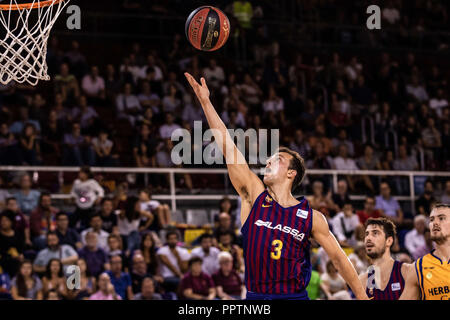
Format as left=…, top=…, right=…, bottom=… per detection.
left=270, top=239, right=283, bottom=260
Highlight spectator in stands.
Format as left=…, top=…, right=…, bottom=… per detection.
left=64, top=40, right=88, bottom=79
left=157, top=230, right=190, bottom=293
left=138, top=232, right=161, bottom=279
left=348, top=242, right=369, bottom=275
left=138, top=81, right=161, bottom=115
left=217, top=230, right=243, bottom=273
left=41, top=259, right=66, bottom=299
left=106, top=254, right=133, bottom=300
left=404, top=215, right=427, bottom=260
left=162, top=84, right=181, bottom=113
left=382, top=0, right=400, bottom=25
left=53, top=63, right=80, bottom=105
left=41, top=110, right=64, bottom=159
left=0, top=270, right=12, bottom=300
left=63, top=122, right=95, bottom=166
left=33, top=231, right=78, bottom=274
left=81, top=65, right=106, bottom=101
left=133, top=276, right=162, bottom=300
left=54, top=212, right=81, bottom=250
left=104, top=64, right=121, bottom=102
left=331, top=129, right=354, bottom=157
left=289, top=129, right=311, bottom=160
left=0, top=176, right=9, bottom=210
left=133, top=123, right=158, bottom=168
left=159, top=112, right=181, bottom=140
left=331, top=202, right=362, bottom=247
left=9, top=107, right=41, bottom=136
left=331, top=179, right=351, bottom=215
left=89, top=272, right=121, bottom=300
left=213, top=251, right=245, bottom=300
left=202, top=58, right=225, bottom=90
left=91, top=129, right=115, bottom=167
left=0, top=211, right=24, bottom=276
left=356, top=196, right=383, bottom=224
left=333, top=144, right=358, bottom=190
left=416, top=181, right=437, bottom=216
left=441, top=180, right=450, bottom=204
left=139, top=188, right=170, bottom=232
left=129, top=252, right=157, bottom=295
left=98, top=198, right=117, bottom=234
left=11, top=260, right=43, bottom=300
left=306, top=141, right=333, bottom=170
left=30, top=192, right=59, bottom=249
left=116, top=83, right=142, bottom=126
left=421, top=117, right=442, bottom=164
left=393, top=144, right=419, bottom=195
left=0, top=123, right=21, bottom=165
left=14, top=173, right=40, bottom=216
left=66, top=258, right=96, bottom=300
left=4, top=197, right=30, bottom=247
left=375, top=182, right=403, bottom=225
left=320, top=260, right=351, bottom=300
left=78, top=231, right=108, bottom=278
left=45, top=288, right=61, bottom=300
left=105, top=234, right=124, bottom=261
left=399, top=115, right=421, bottom=148
left=81, top=214, right=109, bottom=251
left=307, top=180, right=335, bottom=217
left=406, top=75, right=429, bottom=102
left=70, top=166, right=104, bottom=229
left=380, top=150, right=395, bottom=171
left=117, top=196, right=152, bottom=253
left=180, top=256, right=216, bottom=300
left=71, top=95, right=98, bottom=133
left=191, top=233, right=220, bottom=276
left=19, top=123, right=41, bottom=165
left=213, top=212, right=236, bottom=245
left=393, top=144, right=419, bottom=171
left=357, top=144, right=381, bottom=191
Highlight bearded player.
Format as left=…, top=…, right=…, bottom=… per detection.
left=359, top=218, right=407, bottom=300
left=400, top=204, right=450, bottom=300
left=185, top=73, right=367, bottom=300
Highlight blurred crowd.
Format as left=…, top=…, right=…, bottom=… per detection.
left=0, top=0, right=448, bottom=300
left=0, top=168, right=448, bottom=300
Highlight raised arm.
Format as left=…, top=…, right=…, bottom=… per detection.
left=311, top=210, right=368, bottom=300
left=185, top=73, right=264, bottom=224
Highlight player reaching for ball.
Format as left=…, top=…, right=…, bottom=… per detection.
left=184, top=73, right=368, bottom=300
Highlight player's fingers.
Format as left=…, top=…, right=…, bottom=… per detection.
left=200, top=77, right=207, bottom=88
left=184, top=72, right=198, bottom=87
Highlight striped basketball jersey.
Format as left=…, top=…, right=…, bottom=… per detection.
left=241, top=190, right=313, bottom=295
left=415, top=250, right=450, bottom=300
left=366, top=261, right=405, bottom=300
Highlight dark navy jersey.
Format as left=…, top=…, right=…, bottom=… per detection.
left=366, top=261, right=405, bottom=300
left=241, top=190, right=313, bottom=294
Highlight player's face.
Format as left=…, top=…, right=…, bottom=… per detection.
left=429, top=208, right=450, bottom=244
left=263, top=152, right=292, bottom=186
left=364, top=225, right=389, bottom=259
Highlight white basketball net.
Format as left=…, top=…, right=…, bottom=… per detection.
left=0, top=0, right=70, bottom=86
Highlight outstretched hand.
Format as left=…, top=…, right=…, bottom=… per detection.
left=184, top=72, right=210, bottom=103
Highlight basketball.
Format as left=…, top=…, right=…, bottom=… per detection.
left=185, top=6, right=230, bottom=52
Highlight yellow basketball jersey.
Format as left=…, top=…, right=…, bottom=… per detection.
left=415, top=251, right=450, bottom=300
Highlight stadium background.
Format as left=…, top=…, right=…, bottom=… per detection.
left=0, top=0, right=449, bottom=300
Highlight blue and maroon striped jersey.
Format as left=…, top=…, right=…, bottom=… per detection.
left=241, top=190, right=313, bottom=294
left=366, top=261, right=405, bottom=300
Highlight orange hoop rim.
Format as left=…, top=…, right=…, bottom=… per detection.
left=0, top=0, right=66, bottom=11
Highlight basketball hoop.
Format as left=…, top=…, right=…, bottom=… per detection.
left=0, top=0, right=70, bottom=86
